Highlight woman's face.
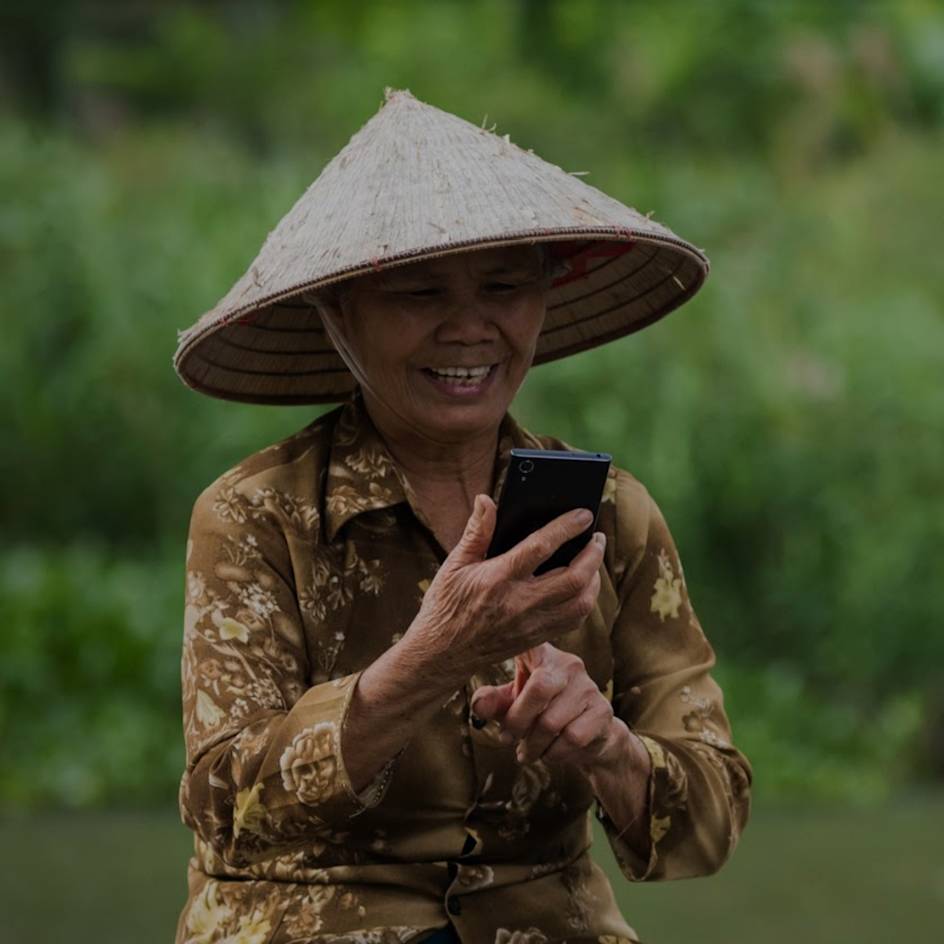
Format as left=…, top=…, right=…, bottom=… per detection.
left=325, top=244, right=548, bottom=442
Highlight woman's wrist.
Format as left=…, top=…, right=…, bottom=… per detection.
left=587, top=716, right=647, bottom=777
left=343, top=636, right=461, bottom=796
left=582, top=718, right=652, bottom=839
left=362, top=626, right=466, bottom=716
left=398, top=617, right=474, bottom=697
left=344, top=622, right=473, bottom=794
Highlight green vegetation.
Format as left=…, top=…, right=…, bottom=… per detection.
left=1, top=1, right=942, bottom=810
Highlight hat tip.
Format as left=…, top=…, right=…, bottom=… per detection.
left=383, top=86, right=414, bottom=104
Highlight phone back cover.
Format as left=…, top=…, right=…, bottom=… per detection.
left=488, top=450, right=611, bottom=575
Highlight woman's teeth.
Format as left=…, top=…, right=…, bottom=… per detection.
left=426, top=365, right=493, bottom=383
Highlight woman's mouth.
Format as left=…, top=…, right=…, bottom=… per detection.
left=420, top=363, right=499, bottom=397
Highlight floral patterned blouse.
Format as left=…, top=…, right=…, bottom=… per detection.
left=175, top=386, right=753, bottom=944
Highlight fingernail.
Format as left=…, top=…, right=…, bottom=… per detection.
left=594, top=532, right=606, bottom=549
left=576, top=508, right=593, bottom=526
left=470, top=713, right=486, bottom=729
left=516, top=745, right=526, bottom=762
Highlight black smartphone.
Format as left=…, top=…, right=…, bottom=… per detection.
left=486, top=448, right=612, bottom=576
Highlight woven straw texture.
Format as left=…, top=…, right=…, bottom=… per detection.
left=173, top=88, right=710, bottom=404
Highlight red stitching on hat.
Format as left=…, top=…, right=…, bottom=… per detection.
left=550, top=239, right=635, bottom=288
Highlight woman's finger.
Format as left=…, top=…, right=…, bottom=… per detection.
left=470, top=681, right=515, bottom=725
left=540, top=702, right=612, bottom=767
left=529, top=531, right=604, bottom=605
left=498, top=663, right=568, bottom=746
left=499, top=508, right=595, bottom=579
left=515, top=688, right=591, bottom=764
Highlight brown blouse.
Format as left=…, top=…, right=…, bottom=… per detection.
left=175, top=386, right=753, bottom=944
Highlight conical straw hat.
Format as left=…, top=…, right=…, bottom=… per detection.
left=173, top=88, right=709, bottom=404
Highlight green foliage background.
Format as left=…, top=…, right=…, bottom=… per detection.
left=2, top=0, right=942, bottom=810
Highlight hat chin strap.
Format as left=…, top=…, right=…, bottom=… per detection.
left=315, top=300, right=464, bottom=449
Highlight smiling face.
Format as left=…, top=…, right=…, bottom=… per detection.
left=321, top=244, right=549, bottom=443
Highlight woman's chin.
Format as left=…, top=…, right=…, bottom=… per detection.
left=415, top=402, right=505, bottom=438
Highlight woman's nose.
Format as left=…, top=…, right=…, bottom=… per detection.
left=434, top=294, right=500, bottom=344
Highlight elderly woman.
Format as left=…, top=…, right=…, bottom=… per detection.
left=172, top=89, right=752, bottom=944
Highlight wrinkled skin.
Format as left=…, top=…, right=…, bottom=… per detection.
left=409, top=493, right=622, bottom=774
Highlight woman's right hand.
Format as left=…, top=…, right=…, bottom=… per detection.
left=406, top=493, right=606, bottom=687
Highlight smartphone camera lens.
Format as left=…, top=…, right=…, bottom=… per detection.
left=518, top=459, right=534, bottom=474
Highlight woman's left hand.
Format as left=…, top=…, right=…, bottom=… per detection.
left=470, top=642, right=619, bottom=775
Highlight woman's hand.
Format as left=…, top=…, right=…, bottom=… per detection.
left=472, top=644, right=655, bottom=855
left=406, top=493, right=606, bottom=688
left=470, top=642, right=621, bottom=776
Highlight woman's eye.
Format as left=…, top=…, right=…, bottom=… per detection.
left=485, top=282, right=519, bottom=293
left=399, top=287, right=440, bottom=298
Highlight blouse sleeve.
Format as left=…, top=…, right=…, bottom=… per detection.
left=177, top=480, right=403, bottom=868
left=596, top=472, right=753, bottom=881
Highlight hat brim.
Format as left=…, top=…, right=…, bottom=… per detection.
left=173, top=228, right=707, bottom=405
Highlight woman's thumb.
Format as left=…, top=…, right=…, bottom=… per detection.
left=450, top=494, right=496, bottom=565
left=470, top=681, right=515, bottom=725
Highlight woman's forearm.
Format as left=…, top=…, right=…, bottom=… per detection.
left=584, top=717, right=653, bottom=857
left=342, top=630, right=465, bottom=795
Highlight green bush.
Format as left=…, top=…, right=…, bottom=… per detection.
left=0, top=546, right=183, bottom=808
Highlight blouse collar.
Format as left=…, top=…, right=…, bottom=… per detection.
left=324, top=386, right=543, bottom=542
